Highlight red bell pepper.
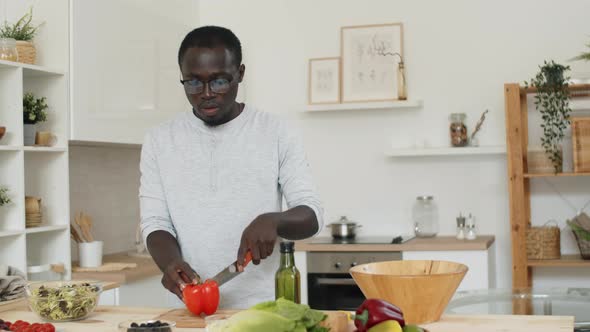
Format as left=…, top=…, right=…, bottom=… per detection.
left=183, top=279, right=220, bottom=316
left=354, top=299, right=405, bottom=332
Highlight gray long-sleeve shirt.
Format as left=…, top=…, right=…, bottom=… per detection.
left=139, top=105, right=323, bottom=308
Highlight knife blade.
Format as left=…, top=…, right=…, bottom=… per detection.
left=210, top=251, right=253, bottom=287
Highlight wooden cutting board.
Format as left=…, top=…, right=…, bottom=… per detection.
left=155, top=308, right=352, bottom=330
left=155, top=309, right=240, bottom=328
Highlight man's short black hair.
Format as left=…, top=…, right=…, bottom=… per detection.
left=178, top=26, right=242, bottom=67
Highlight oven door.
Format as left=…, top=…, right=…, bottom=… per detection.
left=308, top=273, right=364, bottom=311
left=306, top=251, right=402, bottom=311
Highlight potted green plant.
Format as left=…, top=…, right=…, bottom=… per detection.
left=570, top=40, right=590, bottom=84
left=23, top=92, right=48, bottom=146
left=0, top=6, right=42, bottom=64
left=524, top=60, right=572, bottom=173
left=572, top=40, right=590, bottom=62
left=0, top=186, right=10, bottom=207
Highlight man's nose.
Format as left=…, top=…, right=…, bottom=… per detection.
left=202, top=82, right=214, bottom=98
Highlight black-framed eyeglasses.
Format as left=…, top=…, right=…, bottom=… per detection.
left=180, top=76, right=234, bottom=95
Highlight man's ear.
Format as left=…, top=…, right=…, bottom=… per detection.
left=238, top=64, right=245, bottom=83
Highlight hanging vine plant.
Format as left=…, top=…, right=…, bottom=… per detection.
left=524, top=60, right=572, bottom=173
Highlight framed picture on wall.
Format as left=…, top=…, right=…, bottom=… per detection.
left=341, top=23, right=404, bottom=103
left=308, top=57, right=341, bottom=105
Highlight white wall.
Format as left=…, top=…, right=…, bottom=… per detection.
left=69, top=145, right=141, bottom=260
left=197, top=0, right=590, bottom=288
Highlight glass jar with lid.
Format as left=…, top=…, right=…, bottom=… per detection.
left=412, top=196, right=439, bottom=238
left=449, top=113, right=468, bottom=147
left=0, top=38, right=19, bottom=62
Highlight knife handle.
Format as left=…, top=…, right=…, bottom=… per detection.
left=244, top=251, right=253, bottom=266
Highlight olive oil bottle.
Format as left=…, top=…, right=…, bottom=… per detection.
left=275, top=241, right=300, bottom=303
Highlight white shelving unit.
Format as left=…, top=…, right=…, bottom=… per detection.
left=385, top=146, right=506, bottom=157
left=304, top=100, right=423, bottom=112
left=0, top=0, right=71, bottom=282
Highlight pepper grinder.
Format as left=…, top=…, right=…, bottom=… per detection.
left=456, top=214, right=466, bottom=240
left=466, top=213, right=477, bottom=240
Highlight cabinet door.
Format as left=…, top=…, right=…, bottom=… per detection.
left=71, top=0, right=199, bottom=144
left=403, top=249, right=494, bottom=291
left=98, top=288, right=120, bottom=306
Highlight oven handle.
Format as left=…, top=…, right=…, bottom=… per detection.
left=316, top=277, right=357, bottom=286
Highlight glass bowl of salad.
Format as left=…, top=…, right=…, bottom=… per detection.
left=25, top=280, right=103, bottom=322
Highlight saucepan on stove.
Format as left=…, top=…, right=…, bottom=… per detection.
left=327, top=216, right=362, bottom=239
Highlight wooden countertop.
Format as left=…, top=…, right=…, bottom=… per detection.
left=72, top=252, right=161, bottom=284
left=0, top=305, right=573, bottom=332
left=295, top=235, right=495, bottom=252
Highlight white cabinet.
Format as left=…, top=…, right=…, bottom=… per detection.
left=70, top=0, right=199, bottom=145
left=0, top=0, right=72, bottom=281
left=402, top=243, right=497, bottom=291
left=98, top=288, right=120, bottom=306
left=116, top=276, right=179, bottom=308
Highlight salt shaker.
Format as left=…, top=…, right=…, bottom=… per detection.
left=456, top=214, right=466, bottom=240
left=466, top=213, right=477, bottom=240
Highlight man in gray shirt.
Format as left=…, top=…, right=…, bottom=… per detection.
left=139, top=26, right=323, bottom=308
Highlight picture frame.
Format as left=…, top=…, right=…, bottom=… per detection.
left=340, top=23, right=404, bottom=103
left=308, top=57, right=341, bottom=105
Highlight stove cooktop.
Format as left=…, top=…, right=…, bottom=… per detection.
left=309, top=235, right=415, bottom=245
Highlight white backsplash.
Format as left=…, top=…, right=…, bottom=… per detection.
left=69, top=145, right=141, bottom=260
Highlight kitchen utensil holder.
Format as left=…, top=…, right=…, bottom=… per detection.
left=78, top=241, right=103, bottom=268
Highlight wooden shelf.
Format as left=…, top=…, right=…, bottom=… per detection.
left=0, top=230, right=24, bottom=238
left=25, top=225, right=68, bottom=234
left=0, top=60, right=65, bottom=77
left=505, top=82, right=590, bottom=290
left=527, top=255, right=590, bottom=267
left=520, top=83, right=590, bottom=94
left=386, top=146, right=506, bottom=157
left=524, top=172, right=590, bottom=178
left=304, top=100, right=422, bottom=112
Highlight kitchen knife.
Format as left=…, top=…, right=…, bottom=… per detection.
left=210, top=251, right=253, bottom=287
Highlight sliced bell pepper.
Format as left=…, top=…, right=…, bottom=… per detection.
left=183, top=279, right=220, bottom=316
left=354, top=299, right=405, bottom=332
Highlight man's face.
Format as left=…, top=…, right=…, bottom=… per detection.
left=180, top=46, right=244, bottom=126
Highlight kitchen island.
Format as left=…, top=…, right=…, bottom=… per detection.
left=0, top=301, right=574, bottom=331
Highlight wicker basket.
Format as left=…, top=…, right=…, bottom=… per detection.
left=572, top=231, right=590, bottom=260
left=16, top=40, right=36, bottom=65
left=527, top=148, right=562, bottom=174
left=526, top=225, right=561, bottom=259
left=572, top=117, right=590, bottom=173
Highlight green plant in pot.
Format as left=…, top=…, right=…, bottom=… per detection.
left=0, top=186, right=10, bottom=207
left=572, top=40, right=590, bottom=62
left=23, top=92, right=48, bottom=146
left=0, top=6, right=42, bottom=64
left=524, top=60, right=572, bottom=173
